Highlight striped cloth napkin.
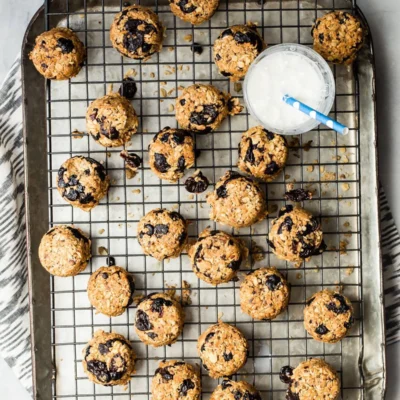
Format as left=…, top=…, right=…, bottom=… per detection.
left=1, top=57, right=399, bottom=396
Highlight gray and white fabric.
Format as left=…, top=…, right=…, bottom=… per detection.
left=0, top=58, right=400, bottom=396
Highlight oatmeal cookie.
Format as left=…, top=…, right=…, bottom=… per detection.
left=304, top=290, right=354, bottom=343
left=237, top=126, right=288, bottom=181
left=240, top=267, right=290, bottom=320
left=210, top=379, right=261, bottom=400
left=207, top=170, right=267, bottom=228
left=151, top=360, right=201, bottom=400
left=56, top=156, right=110, bottom=211
left=82, top=330, right=136, bottom=386
left=169, top=0, right=219, bottom=25
left=213, top=23, right=266, bottom=81
left=280, top=359, right=340, bottom=400
left=38, top=225, right=91, bottom=277
left=175, top=84, right=242, bottom=133
left=149, top=127, right=195, bottom=182
left=29, top=27, right=85, bottom=80
left=86, top=92, right=139, bottom=147
left=110, top=5, right=164, bottom=59
left=312, top=11, right=365, bottom=65
left=197, top=321, right=248, bottom=378
left=87, top=266, right=135, bottom=317
left=188, top=229, right=248, bottom=285
left=268, top=206, right=325, bottom=265
left=137, top=208, right=188, bottom=260
left=135, top=293, right=184, bottom=347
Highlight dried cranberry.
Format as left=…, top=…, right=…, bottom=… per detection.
left=191, top=42, right=203, bottom=55
left=154, top=153, right=171, bottom=173
left=86, top=360, right=110, bottom=383
left=278, top=205, right=294, bottom=217
left=177, top=155, right=186, bottom=172
left=180, top=99, right=186, bottom=106
left=155, top=367, right=174, bottom=381
left=227, top=258, right=241, bottom=271
left=56, top=37, right=74, bottom=54
left=107, top=256, right=116, bottom=266
left=264, top=129, right=275, bottom=140
left=265, top=160, right=280, bottom=175
left=151, top=297, right=173, bottom=315
left=285, top=188, right=312, bottom=202
left=135, top=310, right=153, bottom=331
left=184, top=171, right=209, bottom=193
left=146, top=332, right=158, bottom=339
left=315, top=324, right=329, bottom=335
left=266, top=274, right=282, bottom=291
left=190, top=104, right=218, bottom=126
left=344, top=315, right=354, bottom=329
left=179, top=379, right=195, bottom=396
left=143, top=224, right=154, bottom=236
left=177, top=0, right=197, bottom=14
left=154, top=224, right=169, bottom=237
left=221, top=380, right=232, bottom=389
left=216, top=185, right=228, bottom=199
left=66, top=226, right=89, bottom=243
left=110, top=354, right=126, bottom=380
left=200, top=332, right=215, bottom=351
left=277, top=216, right=293, bottom=234
left=223, top=352, right=233, bottom=361
left=326, top=293, right=350, bottom=314
left=118, top=77, right=137, bottom=100
left=244, top=138, right=258, bottom=165
left=279, top=365, right=293, bottom=384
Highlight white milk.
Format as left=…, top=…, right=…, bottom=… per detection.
left=245, top=51, right=327, bottom=131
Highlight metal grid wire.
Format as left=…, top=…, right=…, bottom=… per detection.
left=44, top=0, right=363, bottom=398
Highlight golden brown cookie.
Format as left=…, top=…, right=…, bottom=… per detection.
left=151, top=360, right=201, bottom=400
left=280, top=359, right=340, bottom=400
left=87, top=266, right=135, bottom=317
left=188, top=229, right=248, bottom=285
left=56, top=156, right=110, bottom=211
left=82, top=330, right=136, bottom=386
left=312, top=11, right=365, bottom=65
left=210, top=379, right=262, bottom=400
left=149, top=127, right=196, bottom=182
left=268, top=206, right=325, bottom=265
left=207, top=170, right=267, bottom=228
left=29, top=27, right=85, bottom=80
left=86, top=92, right=139, bottom=147
left=110, top=5, right=164, bottom=59
left=197, top=321, right=248, bottom=378
left=213, top=23, right=266, bottom=81
left=237, top=126, right=288, bottom=181
left=169, top=0, right=220, bottom=25
left=175, top=84, right=243, bottom=133
left=135, top=293, right=184, bottom=347
left=38, top=225, right=91, bottom=277
left=240, top=267, right=290, bottom=320
left=304, top=290, right=354, bottom=343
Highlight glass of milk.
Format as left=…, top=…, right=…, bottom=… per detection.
left=243, top=43, right=335, bottom=135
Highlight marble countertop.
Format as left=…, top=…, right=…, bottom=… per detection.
left=0, top=0, right=398, bottom=398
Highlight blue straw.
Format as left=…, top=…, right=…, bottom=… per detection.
left=282, top=95, right=349, bottom=135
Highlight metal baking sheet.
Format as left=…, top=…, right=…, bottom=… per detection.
left=22, top=1, right=385, bottom=399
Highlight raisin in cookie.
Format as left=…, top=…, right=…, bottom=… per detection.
left=312, top=11, right=365, bottom=65
left=207, top=170, right=267, bottom=228
left=86, top=92, right=139, bottom=147
left=82, top=330, right=136, bottom=386
left=57, top=156, right=110, bottom=211
left=304, top=290, right=354, bottom=343
left=151, top=360, right=201, bottom=400
left=149, top=127, right=195, bottom=182
left=110, top=5, right=164, bottom=59
left=213, top=23, right=266, bottom=81
left=210, top=380, right=261, bottom=400
left=197, top=321, right=248, bottom=378
left=240, top=267, right=290, bottom=320
left=169, top=0, right=219, bottom=25
left=29, top=27, right=85, bottom=80
left=188, top=229, right=248, bottom=285
left=87, top=266, right=135, bottom=317
left=175, top=84, right=242, bottom=133
left=238, top=126, right=288, bottom=181
left=137, top=208, right=188, bottom=260
left=135, top=293, right=184, bottom=347
left=268, top=206, right=325, bottom=265
left=39, top=225, right=91, bottom=277
left=280, top=359, right=340, bottom=400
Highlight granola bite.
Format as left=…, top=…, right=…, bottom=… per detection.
left=137, top=208, right=188, bottom=260
left=149, top=127, right=196, bottom=182
left=39, top=225, right=91, bottom=277
left=110, top=5, right=164, bottom=59
left=312, top=11, right=365, bottom=65
left=210, top=379, right=261, bottom=400
left=135, top=293, right=184, bottom=347
left=197, top=321, right=248, bottom=378
left=86, top=92, right=139, bottom=147
left=304, top=290, right=354, bottom=343
left=268, top=206, right=325, bottom=265
left=29, top=27, right=85, bottom=80
left=175, top=84, right=243, bottom=133
left=238, top=126, right=288, bottom=181
left=82, top=330, right=136, bottom=386
left=151, top=360, right=201, bottom=400
left=240, top=267, right=290, bottom=320
left=207, top=170, right=267, bottom=229
left=56, top=156, right=110, bottom=211
left=169, top=0, right=220, bottom=25
left=213, top=23, right=266, bottom=81
left=280, top=359, right=340, bottom=400
left=87, top=266, right=135, bottom=317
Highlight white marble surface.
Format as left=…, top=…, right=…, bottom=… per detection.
left=0, top=0, right=399, bottom=399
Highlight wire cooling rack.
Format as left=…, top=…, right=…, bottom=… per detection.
left=44, top=0, right=363, bottom=398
